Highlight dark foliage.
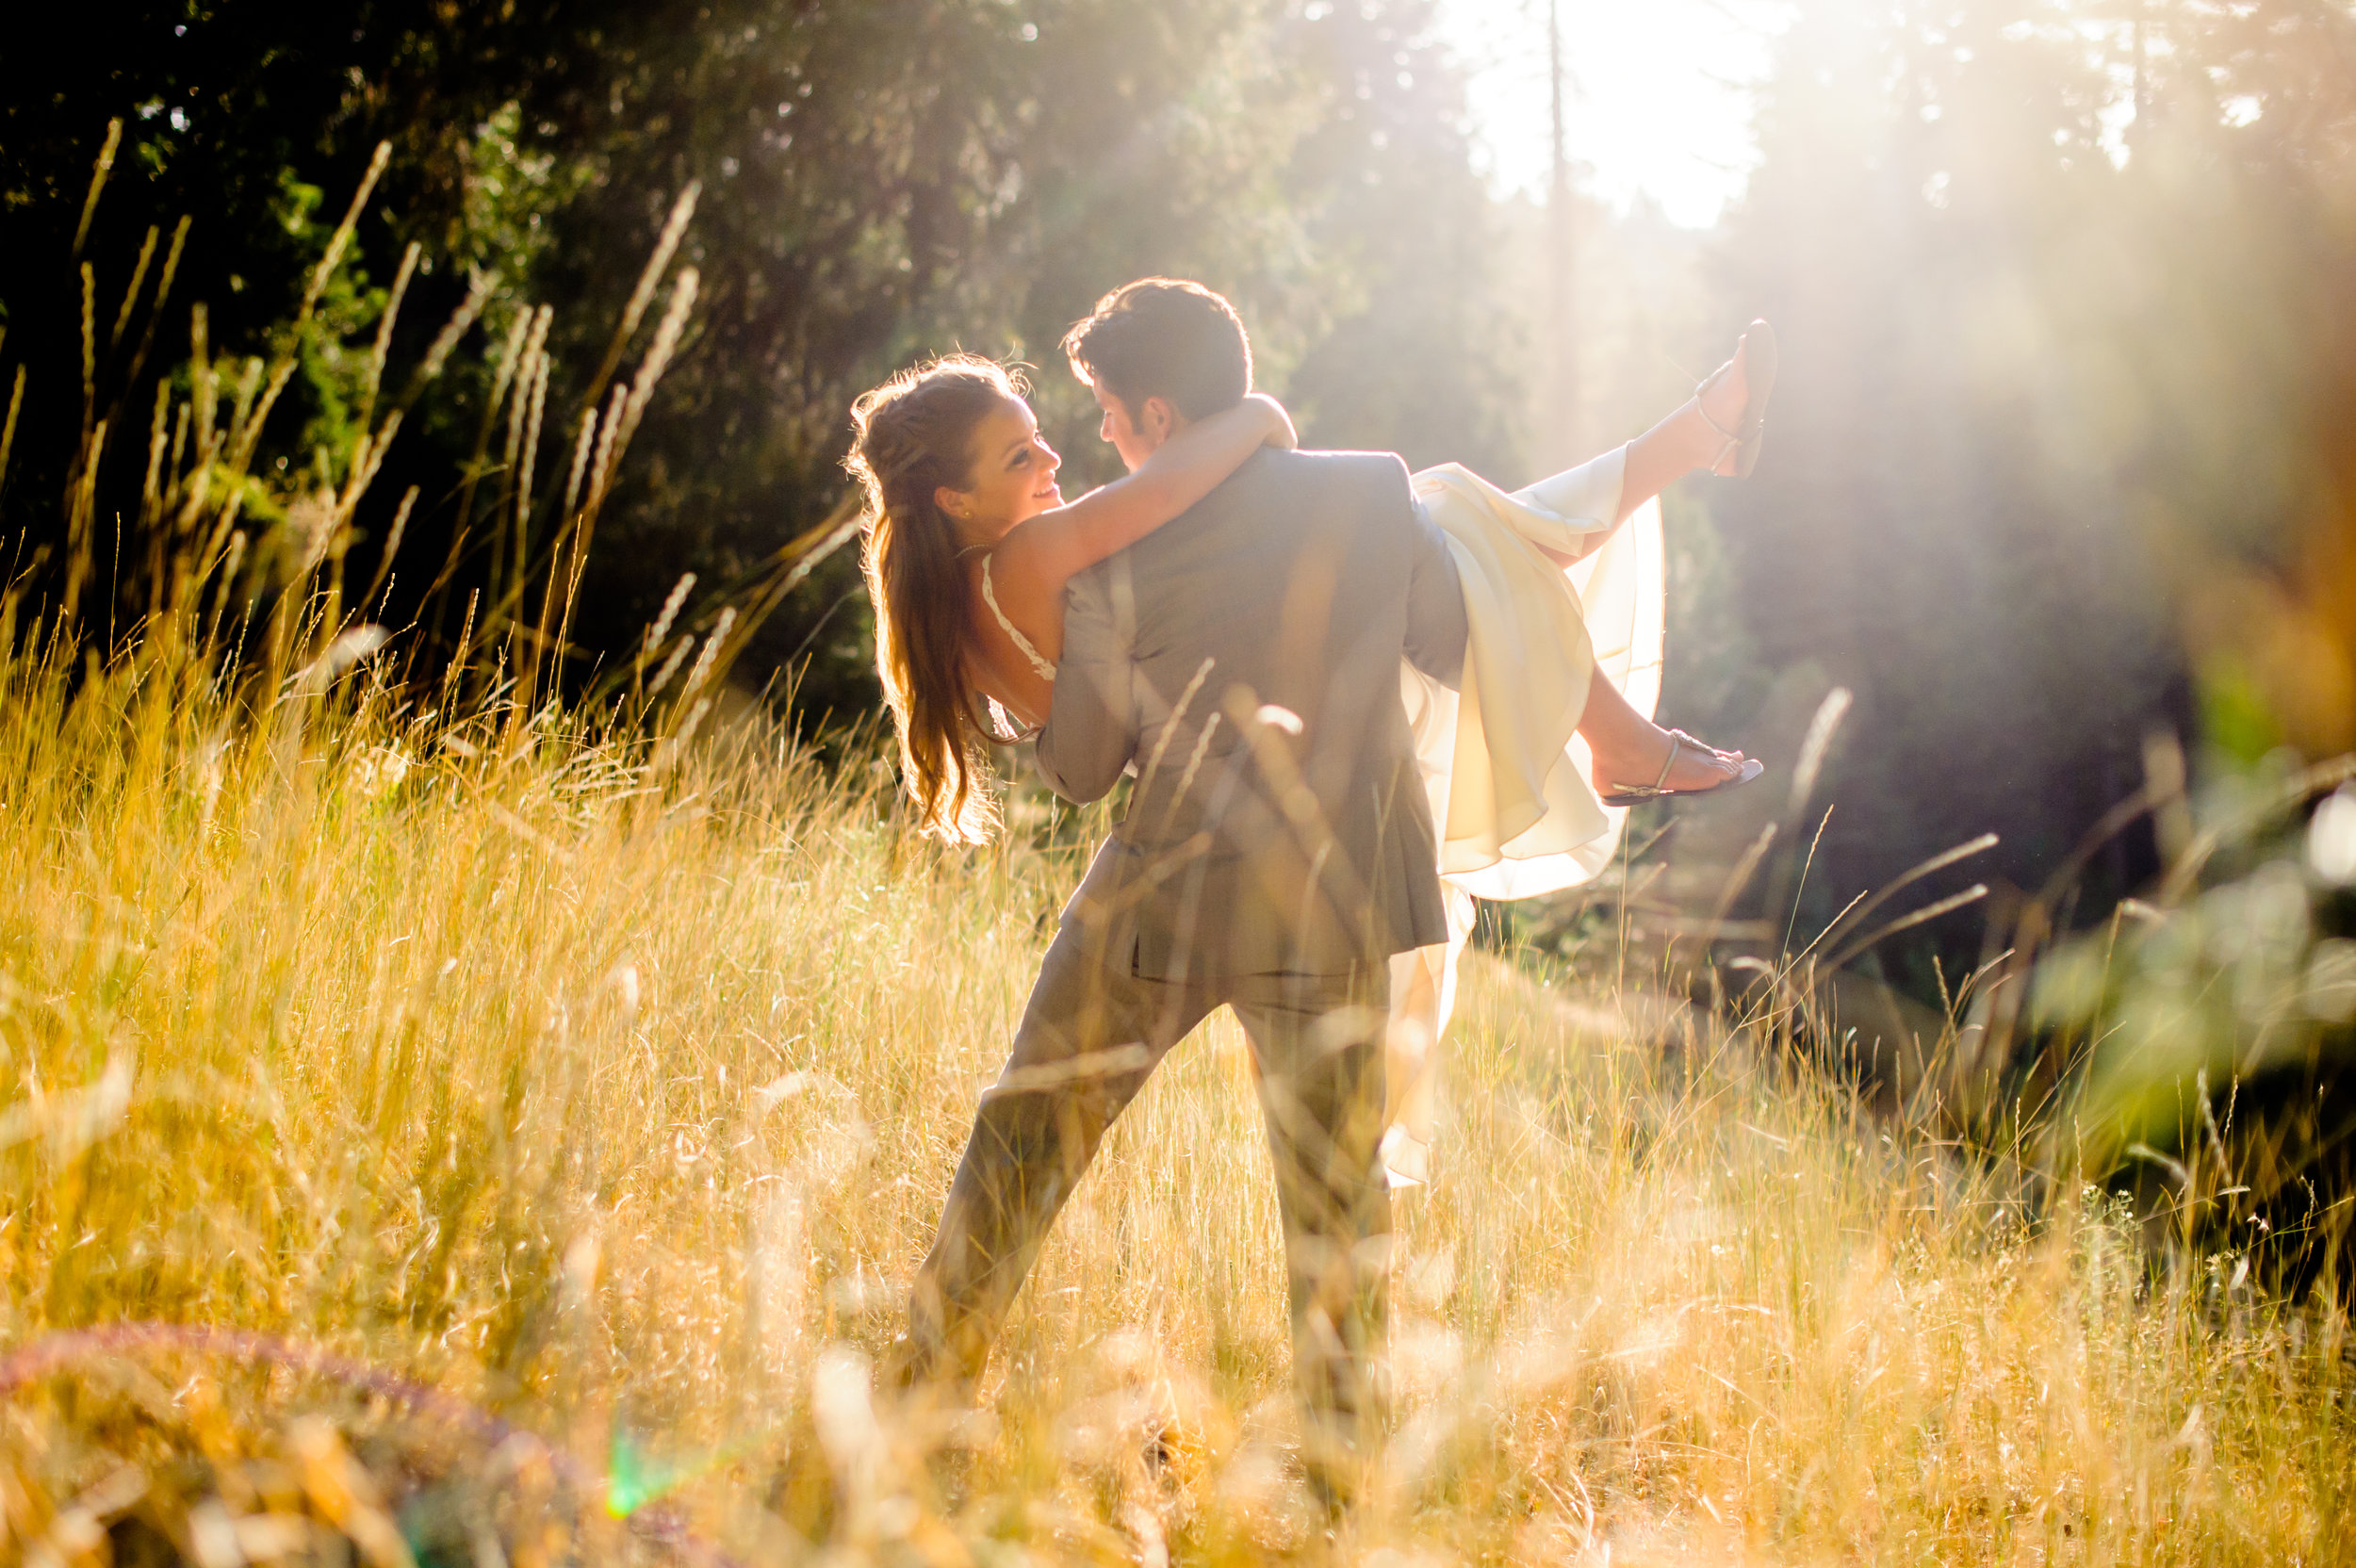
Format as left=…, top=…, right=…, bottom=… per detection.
left=1, top=0, right=1522, bottom=729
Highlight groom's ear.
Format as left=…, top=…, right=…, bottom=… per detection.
left=1137, top=395, right=1179, bottom=447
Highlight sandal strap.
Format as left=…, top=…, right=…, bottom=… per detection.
left=1648, top=730, right=1686, bottom=794
left=1693, top=373, right=1742, bottom=443
left=1694, top=367, right=1765, bottom=459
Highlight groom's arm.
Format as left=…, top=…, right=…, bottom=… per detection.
left=1033, top=560, right=1139, bottom=804
left=1397, top=474, right=1469, bottom=690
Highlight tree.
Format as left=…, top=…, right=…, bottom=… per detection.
left=1, top=0, right=1522, bottom=733
left=1676, top=0, right=2356, bottom=996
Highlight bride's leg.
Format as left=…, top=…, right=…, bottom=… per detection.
left=1549, top=324, right=1767, bottom=796
left=1579, top=661, right=1746, bottom=795
left=1613, top=324, right=1765, bottom=524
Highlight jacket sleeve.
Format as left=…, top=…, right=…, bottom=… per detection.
left=1033, top=560, right=1139, bottom=804
left=1399, top=479, right=1469, bottom=691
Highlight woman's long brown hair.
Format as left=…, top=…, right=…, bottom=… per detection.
left=844, top=355, right=1024, bottom=842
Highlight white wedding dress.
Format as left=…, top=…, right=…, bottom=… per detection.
left=1383, top=445, right=1666, bottom=1184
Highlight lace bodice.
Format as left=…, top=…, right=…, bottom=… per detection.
left=980, top=554, right=1056, bottom=680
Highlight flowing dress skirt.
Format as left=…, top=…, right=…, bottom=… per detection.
left=1383, top=448, right=1666, bottom=1183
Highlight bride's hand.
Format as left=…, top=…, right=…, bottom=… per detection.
left=1248, top=392, right=1298, bottom=451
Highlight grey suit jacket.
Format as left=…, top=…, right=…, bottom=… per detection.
left=1035, top=447, right=1469, bottom=980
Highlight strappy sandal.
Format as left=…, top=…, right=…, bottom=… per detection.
left=1695, top=319, right=1778, bottom=479
left=1599, top=729, right=1766, bottom=808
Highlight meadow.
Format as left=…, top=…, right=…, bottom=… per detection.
left=2, top=628, right=2350, bottom=1565
left=6, top=110, right=2353, bottom=1568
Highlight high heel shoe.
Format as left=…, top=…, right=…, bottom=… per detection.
left=1695, top=319, right=1778, bottom=479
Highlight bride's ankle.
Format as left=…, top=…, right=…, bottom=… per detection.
left=1679, top=399, right=1730, bottom=475
left=1586, top=718, right=1666, bottom=776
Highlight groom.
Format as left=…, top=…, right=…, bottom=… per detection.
left=898, top=278, right=1467, bottom=1482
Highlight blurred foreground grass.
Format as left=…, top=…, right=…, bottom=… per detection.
left=3, top=630, right=2352, bottom=1566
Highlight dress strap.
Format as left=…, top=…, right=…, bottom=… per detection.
left=981, top=554, right=1058, bottom=681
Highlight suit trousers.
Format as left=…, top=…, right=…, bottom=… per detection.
left=903, top=912, right=1393, bottom=1472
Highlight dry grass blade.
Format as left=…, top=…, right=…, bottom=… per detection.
left=646, top=574, right=696, bottom=658
left=69, top=118, right=121, bottom=257
left=446, top=301, right=535, bottom=574
left=572, top=181, right=700, bottom=434
left=295, top=141, right=392, bottom=329
left=112, top=215, right=189, bottom=406
left=516, top=332, right=551, bottom=541
left=108, top=225, right=159, bottom=351
left=354, top=240, right=422, bottom=433
left=78, top=264, right=98, bottom=427
left=1823, top=882, right=1990, bottom=972
left=1813, top=830, right=2000, bottom=957
left=610, top=270, right=697, bottom=467
left=1786, top=684, right=1853, bottom=815
left=357, top=486, right=420, bottom=611
left=1679, top=820, right=1776, bottom=968
left=396, top=267, right=496, bottom=415
left=561, top=400, right=597, bottom=523
left=618, top=496, right=861, bottom=716
left=0, top=365, right=25, bottom=496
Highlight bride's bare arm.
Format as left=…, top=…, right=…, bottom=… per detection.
left=996, top=393, right=1295, bottom=584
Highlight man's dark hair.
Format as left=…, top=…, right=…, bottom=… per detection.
left=1060, top=278, right=1252, bottom=423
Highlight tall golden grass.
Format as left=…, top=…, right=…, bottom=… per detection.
left=3, top=624, right=2353, bottom=1562
left=4, top=125, right=2353, bottom=1567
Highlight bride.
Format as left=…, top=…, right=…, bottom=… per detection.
left=845, top=307, right=1775, bottom=1170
